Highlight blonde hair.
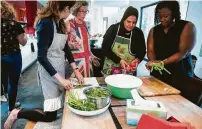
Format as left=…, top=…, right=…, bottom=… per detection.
left=0, top=1, right=15, bottom=19
left=71, top=1, right=89, bottom=16
left=34, top=1, right=75, bottom=32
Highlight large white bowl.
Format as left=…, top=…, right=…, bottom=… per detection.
left=67, top=100, right=111, bottom=116
left=105, top=74, right=143, bottom=99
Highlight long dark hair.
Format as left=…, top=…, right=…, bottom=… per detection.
left=154, top=1, right=181, bottom=25
left=34, top=1, right=75, bottom=32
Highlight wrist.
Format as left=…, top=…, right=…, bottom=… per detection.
left=54, top=73, right=64, bottom=83
left=73, top=67, right=79, bottom=72
left=134, top=58, right=140, bottom=64
left=162, top=59, right=167, bottom=65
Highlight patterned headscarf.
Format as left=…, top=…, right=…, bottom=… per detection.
left=71, top=1, right=89, bottom=16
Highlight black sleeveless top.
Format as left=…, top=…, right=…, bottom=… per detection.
left=153, top=20, right=193, bottom=77
left=1, top=18, right=24, bottom=56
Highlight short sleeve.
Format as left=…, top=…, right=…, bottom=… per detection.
left=14, top=22, right=25, bottom=36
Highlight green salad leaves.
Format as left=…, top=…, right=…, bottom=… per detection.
left=67, top=92, right=96, bottom=111
left=86, top=88, right=111, bottom=98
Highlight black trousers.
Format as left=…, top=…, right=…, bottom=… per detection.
left=1, top=52, right=22, bottom=111
left=18, top=109, right=57, bottom=122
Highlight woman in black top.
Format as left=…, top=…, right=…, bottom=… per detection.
left=146, top=1, right=196, bottom=86
left=4, top=1, right=84, bottom=129
left=102, top=6, right=146, bottom=75
left=1, top=1, right=27, bottom=111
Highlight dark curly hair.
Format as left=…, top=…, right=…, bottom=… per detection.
left=1, top=1, right=15, bottom=19
left=154, top=1, right=181, bottom=25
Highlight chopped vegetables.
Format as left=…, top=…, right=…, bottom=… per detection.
left=67, top=92, right=96, bottom=111
left=86, top=88, right=111, bottom=98
left=111, top=67, right=122, bottom=74
left=151, top=62, right=171, bottom=74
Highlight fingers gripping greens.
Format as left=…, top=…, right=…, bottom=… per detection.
left=151, top=62, right=171, bottom=75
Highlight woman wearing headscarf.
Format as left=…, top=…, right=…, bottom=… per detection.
left=65, top=1, right=100, bottom=77
left=102, top=6, right=146, bottom=75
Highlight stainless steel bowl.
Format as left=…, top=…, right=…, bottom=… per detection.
left=83, top=86, right=111, bottom=109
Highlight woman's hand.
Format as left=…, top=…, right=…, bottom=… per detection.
left=120, top=59, right=128, bottom=69
left=54, top=73, right=73, bottom=90
left=145, top=61, right=153, bottom=70
left=74, top=69, right=84, bottom=84
left=91, top=54, right=100, bottom=67
left=145, top=60, right=163, bottom=70
left=60, top=78, right=74, bottom=90
left=130, top=58, right=140, bottom=70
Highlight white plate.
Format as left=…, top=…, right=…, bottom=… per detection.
left=67, top=100, right=111, bottom=116
left=105, top=74, right=143, bottom=88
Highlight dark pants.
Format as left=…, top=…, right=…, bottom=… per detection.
left=1, top=52, right=22, bottom=111
left=18, top=109, right=57, bottom=122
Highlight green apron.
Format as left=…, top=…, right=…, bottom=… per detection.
left=103, top=25, right=136, bottom=70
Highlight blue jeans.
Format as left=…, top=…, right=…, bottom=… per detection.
left=1, top=52, right=22, bottom=111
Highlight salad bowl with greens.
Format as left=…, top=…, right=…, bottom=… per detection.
left=67, top=86, right=111, bottom=116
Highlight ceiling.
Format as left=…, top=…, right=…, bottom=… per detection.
left=93, top=0, right=129, bottom=7
left=37, top=0, right=130, bottom=7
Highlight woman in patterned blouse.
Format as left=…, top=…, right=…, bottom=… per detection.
left=1, top=1, right=27, bottom=111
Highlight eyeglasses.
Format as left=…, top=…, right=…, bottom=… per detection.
left=78, top=10, right=89, bottom=14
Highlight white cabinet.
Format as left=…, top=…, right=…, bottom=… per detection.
left=20, top=38, right=37, bottom=72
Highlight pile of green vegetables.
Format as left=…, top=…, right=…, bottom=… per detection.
left=86, top=88, right=111, bottom=98
left=67, top=92, right=96, bottom=111
left=151, top=62, right=171, bottom=74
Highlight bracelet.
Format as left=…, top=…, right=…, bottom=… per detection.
left=160, top=60, right=164, bottom=66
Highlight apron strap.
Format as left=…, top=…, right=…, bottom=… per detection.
left=52, top=18, right=57, bottom=33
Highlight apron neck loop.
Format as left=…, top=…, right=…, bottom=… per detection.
left=117, top=25, right=132, bottom=41
left=52, top=18, right=57, bottom=33
left=117, top=25, right=133, bottom=41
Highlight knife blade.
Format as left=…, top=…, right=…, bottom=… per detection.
left=73, top=84, right=92, bottom=89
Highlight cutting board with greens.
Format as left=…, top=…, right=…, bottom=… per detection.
left=138, top=76, right=180, bottom=97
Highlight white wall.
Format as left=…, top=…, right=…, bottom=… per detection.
left=88, top=5, right=103, bottom=35
left=186, top=1, right=202, bottom=59
left=186, top=1, right=202, bottom=78
left=21, top=36, right=37, bottom=72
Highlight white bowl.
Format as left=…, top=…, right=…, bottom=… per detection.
left=105, top=74, right=143, bottom=99
left=67, top=100, right=111, bottom=116
left=105, top=74, right=143, bottom=88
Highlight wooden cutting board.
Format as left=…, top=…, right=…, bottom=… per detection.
left=138, top=76, right=181, bottom=97
left=62, top=78, right=117, bottom=129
